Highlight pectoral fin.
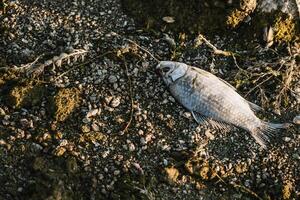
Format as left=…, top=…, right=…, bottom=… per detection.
left=247, top=101, right=263, bottom=112
left=192, top=111, right=232, bottom=132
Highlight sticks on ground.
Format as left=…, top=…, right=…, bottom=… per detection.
left=120, top=58, right=134, bottom=134
left=196, top=34, right=233, bottom=57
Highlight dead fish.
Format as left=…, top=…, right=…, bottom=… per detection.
left=156, top=61, right=288, bottom=149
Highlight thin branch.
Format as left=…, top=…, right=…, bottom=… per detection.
left=197, top=34, right=233, bottom=57
left=123, top=38, right=161, bottom=63
left=113, top=32, right=160, bottom=63
left=120, top=58, right=134, bottom=134
left=233, top=184, right=264, bottom=200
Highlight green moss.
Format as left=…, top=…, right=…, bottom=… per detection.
left=0, top=68, right=19, bottom=88
left=7, top=81, right=46, bottom=108
left=226, top=9, right=245, bottom=28
left=49, top=87, right=80, bottom=122
left=273, top=15, right=296, bottom=43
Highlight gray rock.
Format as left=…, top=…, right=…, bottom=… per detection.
left=108, top=75, right=118, bottom=83
left=0, top=108, right=5, bottom=116
left=293, top=115, right=300, bottom=125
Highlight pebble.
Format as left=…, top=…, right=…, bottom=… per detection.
left=91, top=123, right=100, bottom=132
left=110, top=97, right=121, bottom=108
left=82, top=117, right=91, bottom=124
left=140, top=138, right=147, bottom=145
left=113, top=170, right=120, bottom=176
left=86, top=108, right=100, bottom=118
left=31, top=143, right=43, bottom=153
left=283, top=137, right=291, bottom=142
left=20, top=118, right=33, bottom=128
left=205, top=130, right=215, bottom=140
left=128, top=142, right=135, bottom=152
left=292, top=153, right=300, bottom=160
left=0, top=108, right=5, bottom=116
left=293, top=115, right=300, bottom=125
left=108, top=75, right=118, bottom=83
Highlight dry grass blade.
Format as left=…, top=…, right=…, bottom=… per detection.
left=233, top=184, right=264, bottom=200
left=25, top=49, right=88, bottom=77
left=54, top=50, right=113, bottom=81
left=274, top=59, right=295, bottom=112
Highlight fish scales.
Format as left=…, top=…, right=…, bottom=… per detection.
left=156, top=61, right=288, bottom=148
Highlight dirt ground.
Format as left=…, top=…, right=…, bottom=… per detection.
left=0, top=0, right=299, bottom=199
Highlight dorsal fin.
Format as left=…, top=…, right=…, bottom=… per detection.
left=191, top=67, right=237, bottom=91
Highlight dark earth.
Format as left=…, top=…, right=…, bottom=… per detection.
left=0, top=0, right=299, bottom=199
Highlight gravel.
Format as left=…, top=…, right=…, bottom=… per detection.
left=0, top=0, right=299, bottom=200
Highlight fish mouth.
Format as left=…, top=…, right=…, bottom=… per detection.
left=155, top=63, right=162, bottom=75
left=156, top=62, right=173, bottom=76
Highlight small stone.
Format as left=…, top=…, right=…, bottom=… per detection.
left=163, top=159, right=168, bottom=166
left=108, top=75, right=118, bottom=83
left=20, top=118, right=33, bottom=128
left=292, top=153, right=300, bottom=160
left=113, top=170, right=120, bottom=176
left=2, top=119, right=9, bottom=126
left=283, top=137, right=291, bottom=142
left=82, top=117, right=91, bottom=124
left=0, top=108, right=5, bottom=116
left=110, top=97, right=121, bottom=108
left=105, top=96, right=113, bottom=104
left=128, top=143, right=135, bottom=152
left=165, top=167, right=179, bottom=185
left=205, top=130, right=215, bottom=140
left=162, top=16, right=175, bottom=23
left=293, top=115, right=300, bottom=125
left=86, top=109, right=100, bottom=118
left=31, top=143, right=43, bottom=153
left=55, top=147, right=66, bottom=156
left=140, top=138, right=147, bottom=145
left=183, top=112, right=191, bottom=119
left=91, top=123, right=100, bottom=132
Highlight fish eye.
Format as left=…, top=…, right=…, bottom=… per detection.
left=162, top=67, right=170, bottom=73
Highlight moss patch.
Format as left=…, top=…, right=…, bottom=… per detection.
left=282, top=180, right=293, bottom=200
left=6, top=81, right=45, bottom=109
left=226, top=9, right=245, bottom=28
left=273, top=15, right=296, bottom=43
left=0, top=68, right=20, bottom=88
left=164, top=166, right=179, bottom=185
left=49, top=87, right=80, bottom=122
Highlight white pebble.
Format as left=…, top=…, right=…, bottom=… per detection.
left=293, top=115, right=300, bottom=125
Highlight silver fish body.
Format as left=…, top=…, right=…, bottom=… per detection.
left=157, top=61, right=287, bottom=148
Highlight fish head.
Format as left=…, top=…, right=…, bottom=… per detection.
left=156, top=61, right=188, bottom=85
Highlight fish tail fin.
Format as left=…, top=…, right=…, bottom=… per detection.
left=250, top=122, right=290, bottom=149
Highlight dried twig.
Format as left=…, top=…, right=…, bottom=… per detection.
left=196, top=34, right=233, bottom=57
left=233, top=184, right=264, bottom=200
left=123, top=38, right=161, bottom=63
left=214, top=170, right=263, bottom=200
left=113, top=32, right=161, bottom=63
left=120, top=57, right=134, bottom=134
